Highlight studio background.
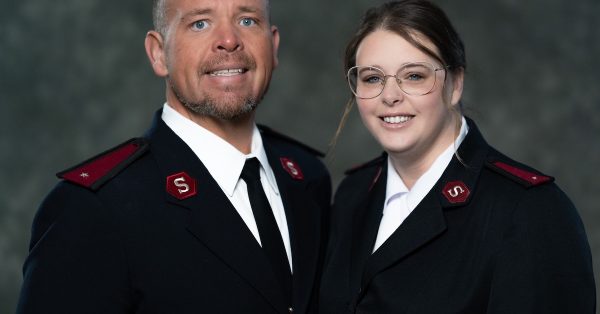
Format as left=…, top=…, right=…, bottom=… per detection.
left=1, top=0, right=598, bottom=312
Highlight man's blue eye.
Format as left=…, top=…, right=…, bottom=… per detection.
left=193, top=20, right=207, bottom=30
left=240, top=18, right=256, bottom=27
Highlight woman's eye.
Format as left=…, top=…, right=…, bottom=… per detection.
left=363, top=76, right=383, bottom=84
left=405, top=73, right=424, bottom=81
left=240, top=18, right=256, bottom=27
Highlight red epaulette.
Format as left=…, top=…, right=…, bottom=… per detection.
left=486, top=159, right=554, bottom=188
left=258, top=124, right=325, bottom=157
left=57, top=138, right=149, bottom=191
left=345, top=153, right=387, bottom=175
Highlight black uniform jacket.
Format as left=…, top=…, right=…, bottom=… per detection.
left=319, top=118, right=595, bottom=314
left=17, top=110, right=331, bottom=314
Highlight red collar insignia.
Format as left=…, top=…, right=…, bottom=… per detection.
left=280, top=157, right=304, bottom=180
left=442, top=181, right=470, bottom=204
left=166, top=172, right=197, bottom=200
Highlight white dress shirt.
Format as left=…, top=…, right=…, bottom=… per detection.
left=373, top=117, right=469, bottom=252
left=161, top=103, right=292, bottom=270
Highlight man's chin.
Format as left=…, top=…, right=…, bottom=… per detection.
left=182, top=97, right=258, bottom=121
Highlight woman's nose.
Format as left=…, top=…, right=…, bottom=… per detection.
left=380, top=76, right=404, bottom=106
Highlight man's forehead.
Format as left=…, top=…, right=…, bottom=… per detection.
left=165, top=0, right=269, bottom=13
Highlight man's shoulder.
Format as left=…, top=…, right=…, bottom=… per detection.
left=57, top=138, right=150, bottom=191
left=258, top=124, right=325, bottom=158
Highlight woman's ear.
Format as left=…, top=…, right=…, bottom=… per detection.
left=449, top=68, right=464, bottom=106
left=145, top=30, right=168, bottom=77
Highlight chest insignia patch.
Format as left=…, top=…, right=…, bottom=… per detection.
left=166, top=172, right=197, bottom=200
left=280, top=157, right=304, bottom=180
left=442, top=181, right=470, bottom=204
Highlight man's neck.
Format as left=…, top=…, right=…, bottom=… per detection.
left=167, top=101, right=255, bottom=155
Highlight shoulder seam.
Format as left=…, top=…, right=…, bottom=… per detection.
left=258, top=124, right=325, bottom=157
left=345, top=153, right=387, bottom=175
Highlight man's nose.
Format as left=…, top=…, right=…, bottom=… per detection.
left=213, top=23, right=243, bottom=52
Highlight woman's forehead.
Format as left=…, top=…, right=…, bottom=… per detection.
left=356, top=29, right=440, bottom=67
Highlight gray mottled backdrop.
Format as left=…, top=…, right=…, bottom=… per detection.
left=1, top=0, right=598, bottom=312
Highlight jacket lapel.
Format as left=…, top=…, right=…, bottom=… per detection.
left=361, top=190, right=447, bottom=288
left=146, top=113, right=288, bottom=313
left=181, top=184, right=288, bottom=313
left=349, top=162, right=387, bottom=294
left=263, top=139, right=321, bottom=314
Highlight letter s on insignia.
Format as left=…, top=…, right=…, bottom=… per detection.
left=447, top=185, right=465, bottom=198
left=173, top=177, right=190, bottom=194
left=286, top=161, right=299, bottom=176
left=280, top=157, right=304, bottom=180
left=442, top=181, right=470, bottom=204
left=166, top=172, right=197, bottom=200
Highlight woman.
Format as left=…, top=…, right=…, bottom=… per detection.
left=319, top=1, right=596, bottom=313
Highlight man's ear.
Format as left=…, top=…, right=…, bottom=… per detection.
left=145, top=30, right=168, bottom=77
left=270, top=25, right=280, bottom=68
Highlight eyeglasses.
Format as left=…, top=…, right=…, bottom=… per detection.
left=347, top=62, right=447, bottom=99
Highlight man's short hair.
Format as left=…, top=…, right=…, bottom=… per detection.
left=152, top=0, right=168, bottom=36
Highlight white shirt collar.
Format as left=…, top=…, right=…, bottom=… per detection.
left=161, top=103, right=279, bottom=197
left=385, top=116, right=469, bottom=208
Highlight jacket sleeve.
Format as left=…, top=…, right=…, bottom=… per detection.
left=486, top=183, right=596, bottom=313
left=16, top=182, right=132, bottom=314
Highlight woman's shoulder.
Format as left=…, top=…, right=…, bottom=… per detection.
left=479, top=146, right=579, bottom=219
left=335, top=152, right=387, bottom=196
left=480, top=148, right=589, bottom=256
left=344, top=152, right=387, bottom=176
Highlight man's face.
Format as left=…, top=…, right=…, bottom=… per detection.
left=152, top=0, right=279, bottom=120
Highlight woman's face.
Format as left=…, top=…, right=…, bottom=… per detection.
left=354, top=29, right=463, bottom=164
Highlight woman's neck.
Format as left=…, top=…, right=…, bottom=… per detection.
left=388, top=116, right=462, bottom=189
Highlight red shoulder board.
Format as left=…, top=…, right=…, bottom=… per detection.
left=487, top=161, right=554, bottom=188
left=57, top=138, right=149, bottom=190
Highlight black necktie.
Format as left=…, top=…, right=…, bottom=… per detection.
left=240, top=158, right=292, bottom=305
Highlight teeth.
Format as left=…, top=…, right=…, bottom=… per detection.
left=383, top=116, right=412, bottom=124
left=210, top=69, right=244, bottom=76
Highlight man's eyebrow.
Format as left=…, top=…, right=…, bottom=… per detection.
left=180, top=8, right=212, bottom=21
left=238, top=6, right=264, bottom=15
left=179, top=7, right=265, bottom=21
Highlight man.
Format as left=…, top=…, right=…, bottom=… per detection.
left=16, top=0, right=331, bottom=313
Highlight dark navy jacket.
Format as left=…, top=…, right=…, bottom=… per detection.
left=319, top=118, right=595, bottom=314
left=18, top=110, right=331, bottom=314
